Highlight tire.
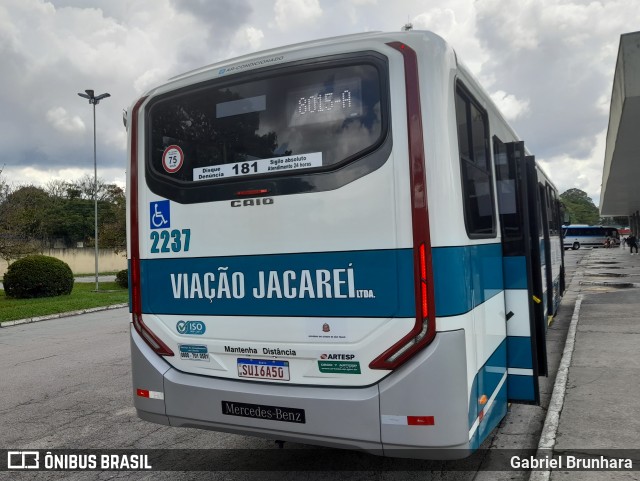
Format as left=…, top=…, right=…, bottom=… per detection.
left=572, top=242, right=580, bottom=250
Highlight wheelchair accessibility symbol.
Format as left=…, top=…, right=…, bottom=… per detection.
left=150, top=200, right=170, bottom=230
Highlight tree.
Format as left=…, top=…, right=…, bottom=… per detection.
left=44, top=179, right=69, bottom=198
left=0, top=175, right=127, bottom=261
left=43, top=197, right=94, bottom=246
left=0, top=185, right=48, bottom=262
left=0, top=166, right=9, bottom=204
left=0, top=186, right=51, bottom=239
left=560, top=188, right=599, bottom=225
left=42, top=178, right=126, bottom=249
left=0, top=234, right=41, bottom=264
left=98, top=185, right=126, bottom=253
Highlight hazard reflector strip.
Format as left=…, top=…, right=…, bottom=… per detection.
left=381, top=415, right=435, bottom=426
left=469, top=371, right=507, bottom=441
left=136, top=389, right=164, bottom=400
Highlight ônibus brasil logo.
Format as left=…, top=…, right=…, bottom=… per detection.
left=176, top=320, right=206, bottom=335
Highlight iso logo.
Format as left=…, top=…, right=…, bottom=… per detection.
left=176, top=320, right=206, bottom=335
left=7, top=451, right=39, bottom=469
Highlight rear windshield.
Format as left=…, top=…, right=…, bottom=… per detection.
left=147, top=61, right=384, bottom=185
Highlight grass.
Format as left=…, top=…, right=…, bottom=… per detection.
left=0, top=282, right=129, bottom=323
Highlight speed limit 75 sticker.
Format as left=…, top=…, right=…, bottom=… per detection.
left=162, top=145, right=184, bottom=173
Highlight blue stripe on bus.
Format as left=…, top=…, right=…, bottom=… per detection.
left=507, top=336, right=533, bottom=369
left=507, top=374, right=535, bottom=401
left=502, top=256, right=527, bottom=289
left=431, top=244, right=504, bottom=317
left=139, top=249, right=416, bottom=317
left=139, top=244, right=509, bottom=318
left=468, top=339, right=507, bottom=426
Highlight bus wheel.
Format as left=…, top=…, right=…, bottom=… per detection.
left=572, top=242, right=580, bottom=250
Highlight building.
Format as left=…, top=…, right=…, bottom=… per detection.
left=600, top=31, right=640, bottom=235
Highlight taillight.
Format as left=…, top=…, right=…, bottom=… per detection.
left=129, top=96, right=174, bottom=357
left=420, top=243, right=428, bottom=317
left=369, top=41, right=436, bottom=370
left=369, top=240, right=435, bottom=369
left=132, top=313, right=174, bottom=356
left=236, top=189, right=270, bottom=196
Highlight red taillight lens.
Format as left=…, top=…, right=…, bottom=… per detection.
left=369, top=41, right=436, bottom=370
left=421, top=281, right=428, bottom=318
left=420, top=243, right=428, bottom=317
left=129, top=96, right=173, bottom=357
left=369, top=242, right=435, bottom=370
left=132, top=313, right=174, bottom=356
left=236, top=189, right=269, bottom=196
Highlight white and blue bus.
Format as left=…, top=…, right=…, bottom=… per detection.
left=127, top=30, right=565, bottom=458
left=562, top=225, right=620, bottom=250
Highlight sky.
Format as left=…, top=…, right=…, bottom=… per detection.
left=0, top=0, right=638, bottom=207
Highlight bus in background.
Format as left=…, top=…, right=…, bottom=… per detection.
left=562, top=225, right=620, bottom=250
left=127, top=30, right=565, bottom=458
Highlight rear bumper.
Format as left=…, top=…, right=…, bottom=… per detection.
left=131, top=327, right=472, bottom=458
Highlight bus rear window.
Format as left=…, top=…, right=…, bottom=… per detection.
left=147, top=62, right=384, bottom=185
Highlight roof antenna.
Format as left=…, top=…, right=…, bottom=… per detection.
left=402, top=15, right=413, bottom=31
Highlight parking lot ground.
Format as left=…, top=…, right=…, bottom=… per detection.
left=1, top=249, right=638, bottom=479
left=542, top=247, right=640, bottom=480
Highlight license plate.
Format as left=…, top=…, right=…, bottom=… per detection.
left=237, top=358, right=290, bottom=381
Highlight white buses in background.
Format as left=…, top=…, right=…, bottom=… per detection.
left=126, top=30, right=565, bottom=459
left=562, top=225, right=620, bottom=250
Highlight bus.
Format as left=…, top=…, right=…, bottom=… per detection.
left=562, top=225, right=620, bottom=250
left=126, top=30, right=565, bottom=458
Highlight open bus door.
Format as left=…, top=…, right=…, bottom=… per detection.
left=494, top=139, right=548, bottom=404
left=526, top=154, right=549, bottom=378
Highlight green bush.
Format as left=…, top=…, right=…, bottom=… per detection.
left=3, top=255, right=74, bottom=299
left=115, top=269, right=128, bottom=288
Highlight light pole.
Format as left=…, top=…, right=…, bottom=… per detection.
left=78, top=89, right=110, bottom=291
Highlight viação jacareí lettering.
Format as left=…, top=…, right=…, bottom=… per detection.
left=170, top=265, right=375, bottom=300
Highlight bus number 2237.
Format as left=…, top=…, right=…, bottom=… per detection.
left=150, top=229, right=191, bottom=253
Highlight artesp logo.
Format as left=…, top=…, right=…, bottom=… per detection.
left=320, top=353, right=356, bottom=360
left=218, top=68, right=226, bottom=75
left=176, top=320, right=206, bottom=335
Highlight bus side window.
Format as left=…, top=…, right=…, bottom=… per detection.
left=545, top=184, right=559, bottom=236
left=455, top=83, right=496, bottom=238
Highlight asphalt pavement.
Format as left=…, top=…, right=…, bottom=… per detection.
left=533, top=246, right=640, bottom=480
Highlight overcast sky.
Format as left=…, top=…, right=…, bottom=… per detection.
left=1, top=0, right=637, bottom=206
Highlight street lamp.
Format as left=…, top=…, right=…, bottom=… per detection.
left=78, top=89, right=110, bottom=291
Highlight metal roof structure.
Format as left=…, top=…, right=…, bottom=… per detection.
left=600, top=31, right=640, bottom=216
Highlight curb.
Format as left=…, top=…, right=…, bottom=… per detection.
left=529, top=295, right=582, bottom=481
left=528, top=252, right=588, bottom=481
left=0, top=303, right=128, bottom=328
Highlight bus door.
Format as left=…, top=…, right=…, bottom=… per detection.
left=539, top=183, right=555, bottom=321
left=526, top=155, right=548, bottom=377
left=493, top=139, right=547, bottom=404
